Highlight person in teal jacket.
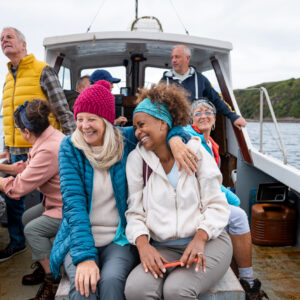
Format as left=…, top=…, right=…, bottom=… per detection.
left=185, top=126, right=240, bottom=206
left=185, top=98, right=268, bottom=300
left=50, top=80, right=196, bottom=300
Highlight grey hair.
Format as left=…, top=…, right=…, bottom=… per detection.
left=191, top=98, right=216, bottom=117
left=173, top=44, right=191, bottom=58
left=2, top=27, right=26, bottom=42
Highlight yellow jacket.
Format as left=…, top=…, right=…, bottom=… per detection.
left=2, top=54, right=60, bottom=148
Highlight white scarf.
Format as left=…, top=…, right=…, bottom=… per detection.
left=71, top=127, right=123, bottom=170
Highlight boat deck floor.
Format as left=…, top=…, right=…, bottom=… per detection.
left=0, top=225, right=299, bottom=300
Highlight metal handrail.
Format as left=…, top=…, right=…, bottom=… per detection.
left=246, top=87, right=287, bottom=164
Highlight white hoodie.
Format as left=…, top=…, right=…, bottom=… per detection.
left=125, top=137, right=230, bottom=245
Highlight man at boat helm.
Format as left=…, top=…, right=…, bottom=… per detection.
left=161, top=44, right=247, bottom=129
left=0, top=27, right=76, bottom=262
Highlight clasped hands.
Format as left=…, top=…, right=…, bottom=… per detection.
left=136, top=232, right=207, bottom=279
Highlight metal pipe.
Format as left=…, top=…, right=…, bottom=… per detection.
left=260, top=87, right=288, bottom=164
left=259, top=89, right=264, bottom=152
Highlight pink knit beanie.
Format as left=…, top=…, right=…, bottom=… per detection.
left=73, top=80, right=115, bottom=124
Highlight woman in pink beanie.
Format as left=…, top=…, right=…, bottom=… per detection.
left=50, top=80, right=197, bottom=300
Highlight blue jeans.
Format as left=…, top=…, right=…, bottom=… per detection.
left=64, top=243, right=139, bottom=300
left=5, top=153, right=28, bottom=248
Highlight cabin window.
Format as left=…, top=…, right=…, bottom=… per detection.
left=144, top=67, right=168, bottom=87
left=202, top=70, right=221, bottom=94
left=80, top=66, right=126, bottom=95
left=58, top=66, right=71, bottom=90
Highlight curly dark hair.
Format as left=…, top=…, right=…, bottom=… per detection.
left=136, top=83, right=191, bottom=126
left=14, top=99, right=51, bottom=137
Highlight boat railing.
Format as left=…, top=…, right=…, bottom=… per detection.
left=246, top=87, right=288, bottom=164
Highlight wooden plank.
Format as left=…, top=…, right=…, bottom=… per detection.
left=198, top=268, right=245, bottom=299
left=55, top=276, right=70, bottom=300
left=210, top=55, right=253, bottom=165
left=56, top=268, right=244, bottom=300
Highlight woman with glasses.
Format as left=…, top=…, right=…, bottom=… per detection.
left=0, top=99, right=64, bottom=299
left=125, top=83, right=232, bottom=300
left=185, top=99, right=240, bottom=206
left=185, top=99, right=268, bottom=300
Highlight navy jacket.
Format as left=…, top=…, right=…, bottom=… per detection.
left=161, top=67, right=240, bottom=123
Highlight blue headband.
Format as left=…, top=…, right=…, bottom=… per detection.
left=14, top=101, right=35, bottom=131
left=133, top=98, right=173, bottom=128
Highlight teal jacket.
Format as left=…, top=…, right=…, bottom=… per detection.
left=185, top=125, right=240, bottom=207
left=50, top=127, right=137, bottom=277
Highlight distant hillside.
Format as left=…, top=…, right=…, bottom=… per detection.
left=234, top=77, right=300, bottom=119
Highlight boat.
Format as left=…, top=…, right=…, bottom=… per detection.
left=1, top=9, right=299, bottom=300
left=43, top=18, right=300, bottom=208
left=41, top=15, right=300, bottom=299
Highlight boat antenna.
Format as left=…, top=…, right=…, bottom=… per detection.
left=135, top=0, right=138, bottom=20
left=86, top=0, right=107, bottom=33
left=169, top=0, right=190, bottom=35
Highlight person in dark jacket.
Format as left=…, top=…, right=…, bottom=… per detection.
left=161, top=45, right=247, bottom=129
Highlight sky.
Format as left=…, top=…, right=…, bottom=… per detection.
left=1, top=0, right=300, bottom=93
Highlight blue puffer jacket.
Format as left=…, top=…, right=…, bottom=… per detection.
left=50, top=126, right=137, bottom=278
left=161, top=67, right=240, bottom=123
left=184, top=125, right=240, bottom=206
left=50, top=126, right=191, bottom=277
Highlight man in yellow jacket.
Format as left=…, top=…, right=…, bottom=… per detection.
left=0, top=27, right=76, bottom=263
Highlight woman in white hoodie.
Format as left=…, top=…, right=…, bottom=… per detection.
left=125, top=83, right=233, bottom=300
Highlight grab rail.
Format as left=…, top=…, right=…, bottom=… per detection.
left=246, top=87, right=287, bottom=164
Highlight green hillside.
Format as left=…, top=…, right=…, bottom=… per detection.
left=234, top=77, right=300, bottom=119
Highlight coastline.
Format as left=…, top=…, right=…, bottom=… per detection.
left=246, top=118, right=300, bottom=123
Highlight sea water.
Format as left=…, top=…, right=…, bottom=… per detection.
left=0, top=117, right=299, bottom=169
left=247, top=122, right=300, bottom=169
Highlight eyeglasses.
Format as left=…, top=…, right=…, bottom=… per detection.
left=193, top=111, right=214, bottom=117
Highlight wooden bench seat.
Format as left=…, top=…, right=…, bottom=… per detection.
left=55, top=268, right=245, bottom=300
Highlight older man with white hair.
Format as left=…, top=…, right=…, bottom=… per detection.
left=0, top=27, right=76, bottom=266
left=161, top=44, right=246, bottom=129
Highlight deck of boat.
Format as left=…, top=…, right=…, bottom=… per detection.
left=0, top=224, right=299, bottom=300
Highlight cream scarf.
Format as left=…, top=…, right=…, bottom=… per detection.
left=71, top=127, right=123, bottom=170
